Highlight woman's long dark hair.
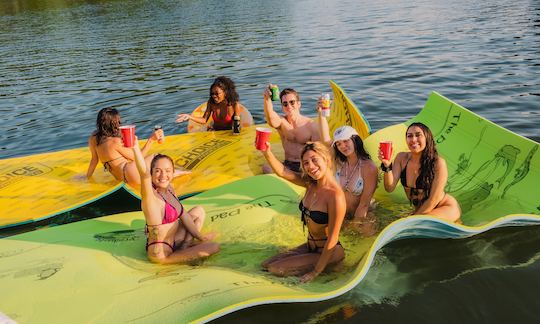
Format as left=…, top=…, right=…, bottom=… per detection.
left=333, top=135, right=371, bottom=163
left=208, top=76, right=239, bottom=108
left=408, top=122, right=438, bottom=200
left=95, top=107, right=121, bottom=145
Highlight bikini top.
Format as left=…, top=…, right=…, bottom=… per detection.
left=336, top=162, right=364, bottom=196
left=400, top=158, right=428, bottom=207
left=299, top=200, right=329, bottom=225
left=156, top=188, right=184, bottom=224
left=211, top=108, right=233, bottom=130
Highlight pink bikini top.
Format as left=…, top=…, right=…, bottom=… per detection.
left=156, top=188, right=184, bottom=224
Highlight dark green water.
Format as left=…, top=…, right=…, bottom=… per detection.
left=1, top=0, right=539, bottom=322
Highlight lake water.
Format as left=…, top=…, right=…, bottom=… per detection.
left=1, top=0, right=539, bottom=322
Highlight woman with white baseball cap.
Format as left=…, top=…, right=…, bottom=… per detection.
left=330, top=126, right=378, bottom=229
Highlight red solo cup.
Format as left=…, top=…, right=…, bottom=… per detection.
left=119, top=125, right=136, bottom=148
left=255, top=127, right=272, bottom=151
left=379, top=141, right=393, bottom=160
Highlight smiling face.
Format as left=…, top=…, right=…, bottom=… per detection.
left=280, top=93, right=301, bottom=116
left=406, top=125, right=427, bottom=153
left=334, top=138, right=355, bottom=158
left=210, top=85, right=226, bottom=104
left=301, top=149, right=328, bottom=180
left=151, top=157, right=174, bottom=189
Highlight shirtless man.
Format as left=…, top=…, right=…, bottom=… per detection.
left=263, top=85, right=324, bottom=173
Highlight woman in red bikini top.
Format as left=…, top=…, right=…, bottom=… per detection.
left=132, top=141, right=220, bottom=264
left=176, top=76, right=246, bottom=131
left=378, top=122, right=461, bottom=223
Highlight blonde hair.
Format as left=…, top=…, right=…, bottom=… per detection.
left=300, top=141, right=334, bottom=182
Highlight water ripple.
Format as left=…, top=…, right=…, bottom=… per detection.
left=0, top=0, right=538, bottom=158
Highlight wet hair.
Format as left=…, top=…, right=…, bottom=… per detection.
left=95, top=107, right=121, bottom=145
left=407, top=122, right=438, bottom=199
left=279, top=88, right=300, bottom=102
left=300, top=141, right=333, bottom=182
left=150, top=154, right=174, bottom=174
left=333, top=135, right=371, bottom=163
left=208, top=76, right=239, bottom=108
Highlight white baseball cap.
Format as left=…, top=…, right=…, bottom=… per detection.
left=332, top=126, right=359, bottom=145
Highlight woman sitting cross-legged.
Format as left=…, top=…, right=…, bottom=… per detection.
left=132, top=139, right=220, bottom=264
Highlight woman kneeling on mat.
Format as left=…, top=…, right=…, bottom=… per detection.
left=132, top=140, right=220, bottom=264
left=86, top=107, right=162, bottom=186
left=176, top=76, right=247, bottom=131
left=378, top=122, right=461, bottom=222
left=260, top=141, right=346, bottom=283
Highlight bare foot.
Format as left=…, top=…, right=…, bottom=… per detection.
left=201, top=232, right=218, bottom=241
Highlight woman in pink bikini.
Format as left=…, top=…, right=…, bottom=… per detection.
left=86, top=107, right=162, bottom=186
left=176, top=76, right=247, bottom=131
left=132, top=140, right=220, bottom=264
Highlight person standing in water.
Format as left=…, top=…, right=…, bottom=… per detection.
left=176, top=76, right=248, bottom=132
left=262, top=85, right=323, bottom=173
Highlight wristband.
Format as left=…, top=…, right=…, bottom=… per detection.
left=381, top=162, right=392, bottom=172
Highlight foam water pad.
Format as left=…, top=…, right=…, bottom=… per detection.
left=0, top=147, right=122, bottom=229
left=329, top=80, right=372, bottom=139
left=0, top=81, right=362, bottom=229
left=2, top=174, right=539, bottom=323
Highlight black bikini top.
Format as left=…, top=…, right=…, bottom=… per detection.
left=299, top=200, right=329, bottom=225
left=400, top=158, right=428, bottom=207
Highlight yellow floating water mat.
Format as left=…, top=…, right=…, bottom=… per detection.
left=0, top=81, right=365, bottom=229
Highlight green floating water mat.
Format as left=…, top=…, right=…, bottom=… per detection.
left=1, top=92, right=539, bottom=323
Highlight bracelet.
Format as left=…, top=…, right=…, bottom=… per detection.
left=381, top=162, right=392, bottom=172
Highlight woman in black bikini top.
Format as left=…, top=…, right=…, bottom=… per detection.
left=261, top=141, right=346, bottom=283
left=379, top=122, right=461, bottom=223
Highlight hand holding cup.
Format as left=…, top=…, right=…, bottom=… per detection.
left=119, top=125, right=136, bottom=148
left=378, top=141, right=393, bottom=166
left=255, top=127, right=272, bottom=151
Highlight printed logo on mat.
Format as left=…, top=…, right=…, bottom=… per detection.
left=209, top=194, right=298, bottom=222
left=0, top=163, right=53, bottom=189
left=175, top=138, right=234, bottom=169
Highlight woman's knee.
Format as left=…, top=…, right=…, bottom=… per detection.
left=266, top=264, right=287, bottom=277
left=189, top=206, right=205, bottom=218
left=197, top=242, right=220, bottom=257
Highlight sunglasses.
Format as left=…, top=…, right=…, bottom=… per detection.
left=281, top=100, right=297, bottom=107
